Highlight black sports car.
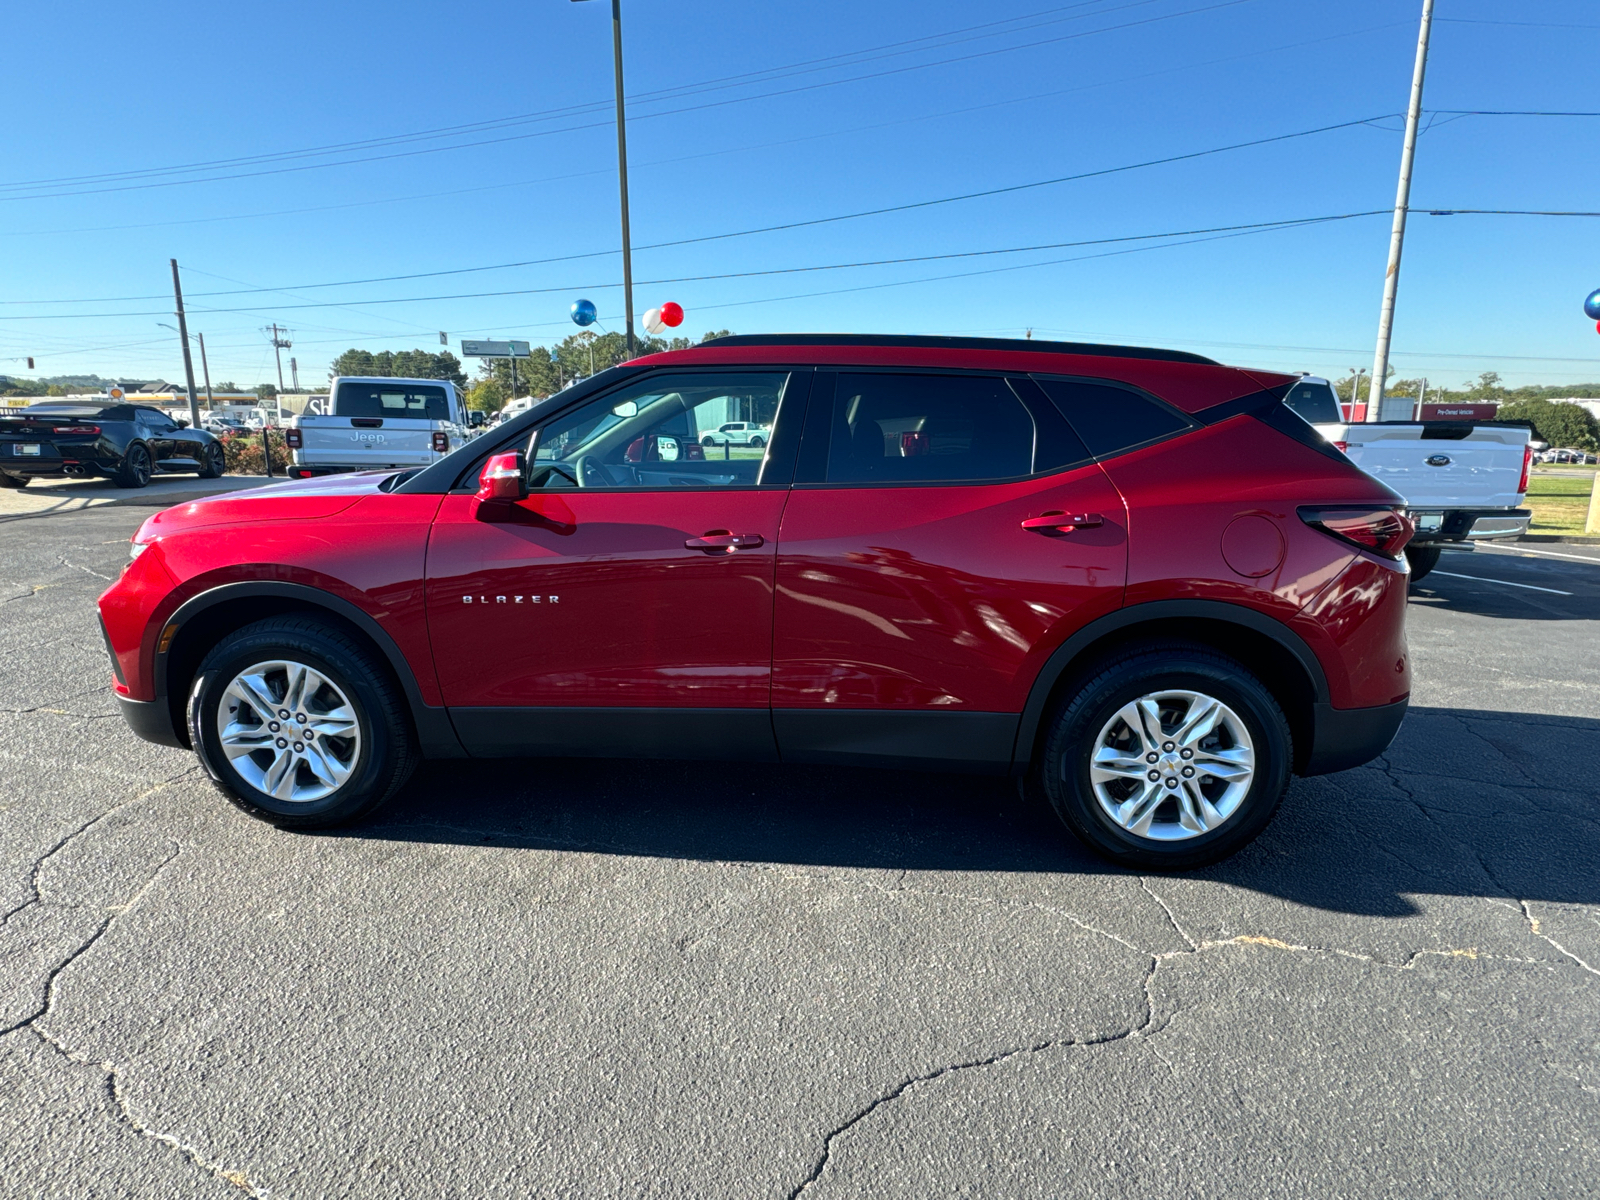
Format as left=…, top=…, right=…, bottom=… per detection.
left=0, top=401, right=227, bottom=489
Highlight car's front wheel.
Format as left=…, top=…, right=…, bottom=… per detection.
left=701, top=436, right=717, bottom=446
left=197, top=441, right=226, bottom=479
left=1038, top=644, right=1291, bottom=869
left=187, top=617, right=416, bottom=828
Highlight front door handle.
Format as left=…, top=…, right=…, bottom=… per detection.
left=685, top=531, right=765, bottom=554
left=1021, top=511, right=1104, bottom=533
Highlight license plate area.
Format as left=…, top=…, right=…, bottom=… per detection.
left=13, top=444, right=41, bottom=457
left=1413, top=511, right=1443, bottom=533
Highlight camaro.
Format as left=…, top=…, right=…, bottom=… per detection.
left=98, top=334, right=1413, bottom=868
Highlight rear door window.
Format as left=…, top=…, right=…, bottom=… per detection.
left=335, top=382, right=451, bottom=421
left=823, top=373, right=1035, bottom=484
left=1031, top=377, right=1193, bottom=458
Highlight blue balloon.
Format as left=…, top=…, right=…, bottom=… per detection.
left=571, top=298, right=597, bottom=327
left=1585, top=288, right=1600, bottom=322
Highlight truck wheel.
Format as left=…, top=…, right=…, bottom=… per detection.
left=0, top=472, right=28, bottom=489
left=187, top=616, right=417, bottom=829
left=1405, top=545, right=1441, bottom=582
left=749, top=435, right=765, bottom=448
left=1036, top=643, right=1291, bottom=870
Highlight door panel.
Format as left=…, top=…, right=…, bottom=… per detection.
left=771, top=464, right=1127, bottom=714
left=426, top=489, right=787, bottom=709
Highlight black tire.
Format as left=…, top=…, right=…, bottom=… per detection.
left=0, top=472, right=28, bottom=489
left=701, top=436, right=717, bottom=446
left=114, top=443, right=153, bottom=489
left=1037, top=643, right=1292, bottom=870
left=197, top=441, right=226, bottom=479
left=187, top=616, right=416, bottom=829
left=1405, top=544, right=1441, bottom=582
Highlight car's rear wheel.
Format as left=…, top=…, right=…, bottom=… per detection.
left=1405, top=544, right=1441, bottom=582
left=187, top=617, right=416, bottom=828
left=1037, top=644, right=1291, bottom=869
left=749, top=435, right=765, bottom=448
left=197, top=441, right=226, bottom=479
left=0, top=472, right=27, bottom=489
left=114, top=443, right=153, bottom=488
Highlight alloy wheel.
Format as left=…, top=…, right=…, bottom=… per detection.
left=216, top=659, right=362, bottom=802
left=1084, top=689, right=1255, bottom=841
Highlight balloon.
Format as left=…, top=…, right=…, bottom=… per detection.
left=570, top=298, right=597, bottom=327
left=659, top=301, right=684, bottom=328
left=642, top=307, right=664, bottom=335
left=1585, top=288, right=1600, bottom=322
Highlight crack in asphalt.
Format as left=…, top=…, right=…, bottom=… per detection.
left=1517, top=900, right=1600, bottom=979
left=783, top=915, right=1544, bottom=1198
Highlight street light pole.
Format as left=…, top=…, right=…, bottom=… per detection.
left=1367, top=0, right=1435, bottom=422
left=196, top=332, right=214, bottom=411
left=574, top=0, right=637, bottom=358
left=169, top=259, right=202, bottom=431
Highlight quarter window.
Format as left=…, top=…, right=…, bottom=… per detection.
left=1031, top=377, right=1193, bottom=458
left=823, top=373, right=1034, bottom=484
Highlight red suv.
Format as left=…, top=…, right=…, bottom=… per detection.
left=98, top=335, right=1413, bottom=868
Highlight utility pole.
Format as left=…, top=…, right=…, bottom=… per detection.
left=575, top=0, right=637, bottom=357
left=196, top=331, right=214, bottom=411
left=268, top=323, right=291, bottom=394
left=1367, top=0, right=1435, bottom=422
left=290, top=357, right=300, bottom=392
left=169, top=259, right=202, bottom=431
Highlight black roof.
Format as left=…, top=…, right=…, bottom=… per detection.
left=697, top=333, right=1218, bottom=366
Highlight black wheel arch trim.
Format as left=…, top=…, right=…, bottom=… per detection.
left=1011, top=599, right=1331, bottom=774
left=153, top=580, right=465, bottom=757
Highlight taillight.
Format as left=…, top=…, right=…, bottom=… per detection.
left=284, top=428, right=303, bottom=449
left=1517, top=443, right=1532, bottom=494
left=52, top=425, right=100, bottom=436
left=1299, top=507, right=1414, bottom=560
left=431, top=431, right=449, bottom=453
left=1331, top=441, right=1348, bottom=455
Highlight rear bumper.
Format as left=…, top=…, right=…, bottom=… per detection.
left=1301, top=698, right=1408, bottom=776
left=1409, top=507, right=1531, bottom=544
left=114, top=692, right=186, bottom=749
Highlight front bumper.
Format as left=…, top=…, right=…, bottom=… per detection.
left=114, top=692, right=186, bottom=749
left=1301, top=698, right=1408, bottom=776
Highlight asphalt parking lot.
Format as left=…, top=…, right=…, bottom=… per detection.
left=2, top=509, right=1596, bottom=1198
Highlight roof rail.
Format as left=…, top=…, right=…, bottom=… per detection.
left=696, top=333, right=1218, bottom=365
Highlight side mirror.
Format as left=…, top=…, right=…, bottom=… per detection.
left=476, top=451, right=527, bottom=502
left=468, top=411, right=486, bottom=428
left=175, top=418, right=190, bottom=428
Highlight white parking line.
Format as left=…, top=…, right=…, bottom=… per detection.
left=1429, top=570, right=1573, bottom=596
left=1468, top=545, right=1600, bottom=566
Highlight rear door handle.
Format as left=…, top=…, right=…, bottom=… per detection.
left=1021, top=511, right=1104, bottom=533
left=685, top=531, right=765, bottom=553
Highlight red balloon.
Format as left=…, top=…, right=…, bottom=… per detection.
left=660, top=301, right=684, bottom=328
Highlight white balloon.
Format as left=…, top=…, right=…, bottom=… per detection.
left=642, top=307, right=664, bottom=335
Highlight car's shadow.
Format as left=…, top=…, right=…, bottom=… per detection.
left=340, top=705, right=1600, bottom=917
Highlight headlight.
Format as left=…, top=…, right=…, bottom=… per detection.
left=129, top=540, right=149, bottom=560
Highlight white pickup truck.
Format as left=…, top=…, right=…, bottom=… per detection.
left=285, top=376, right=468, bottom=478
left=1285, top=377, right=1533, bottom=581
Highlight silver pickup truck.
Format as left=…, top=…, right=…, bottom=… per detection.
left=1285, top=377, right=1532, bottom=581
left=285, top=376, right=468, bottom=477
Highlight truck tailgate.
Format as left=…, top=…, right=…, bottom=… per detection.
left=296, top=416, right=438, bottom=467
left=1339, top=424, right=1527, bottom=509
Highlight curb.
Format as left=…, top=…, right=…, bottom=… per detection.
left=1519, top=534, right=1600, bottom=546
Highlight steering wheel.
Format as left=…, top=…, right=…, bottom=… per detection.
left=573, top=454, right=610, bottom=488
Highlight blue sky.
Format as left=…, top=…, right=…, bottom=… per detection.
left=2, top=0, right=1597, bottom=390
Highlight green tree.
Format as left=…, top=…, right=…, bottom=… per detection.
left=330, top=348, right=467, bottom=388
left=466, top=377, right=506, bottom=412
left=256, top=383, right=277, bottom=400
left=214, top=381, right=240, bottom=392
left=1495, top=399, right=1599, bottom=451
left=1465, top=371, right=1505, bottom=400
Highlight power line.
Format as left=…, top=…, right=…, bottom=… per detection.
left=0, top=0, right=1259, bottom=202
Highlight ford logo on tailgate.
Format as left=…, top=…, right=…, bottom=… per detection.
left=1425, top=454, right=1451, bottom=467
